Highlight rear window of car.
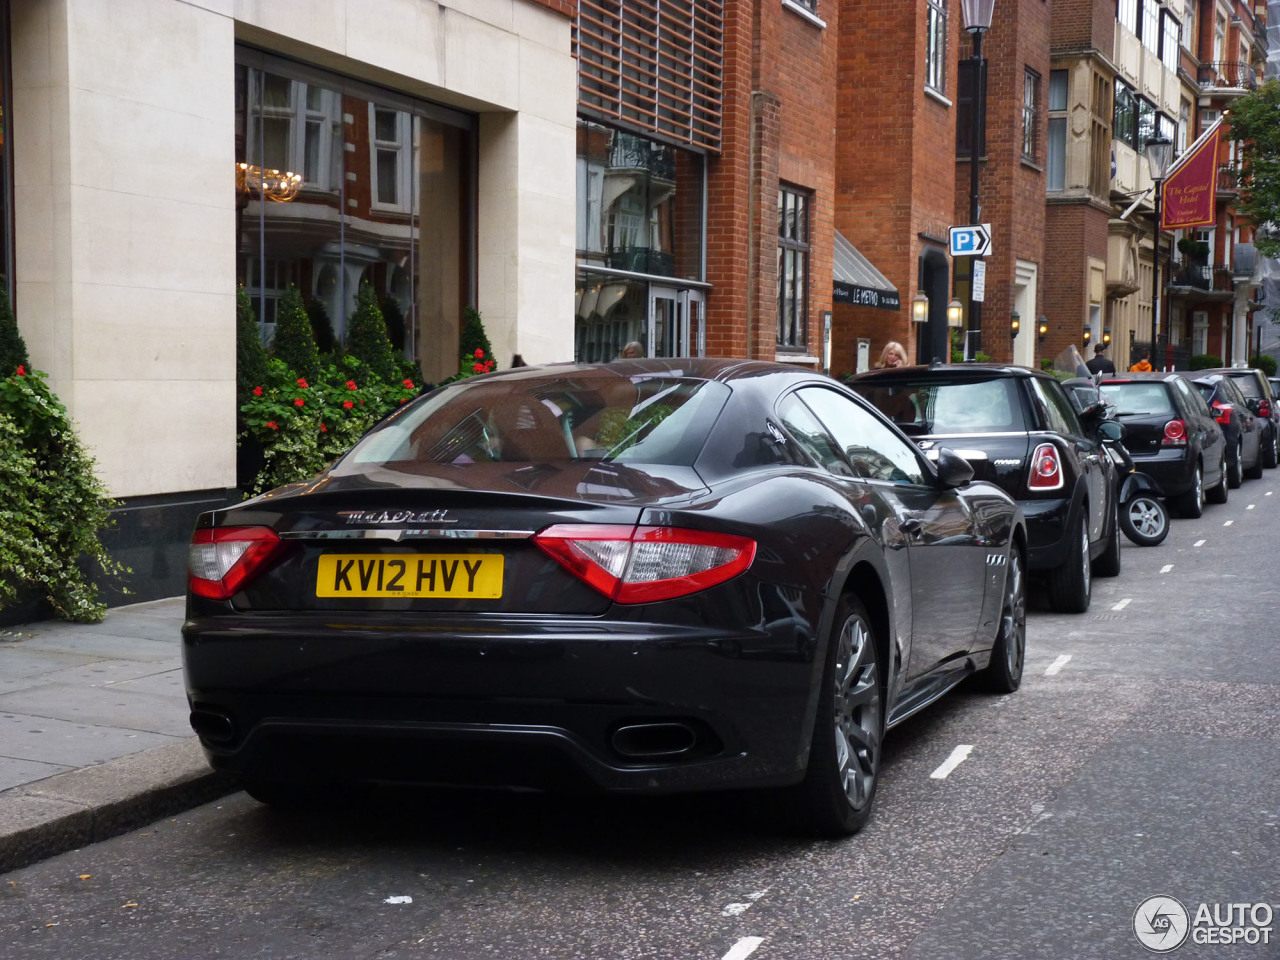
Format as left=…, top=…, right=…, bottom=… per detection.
left=1098, top=381, right=1176, bottom=416
left=851, top=376, right=1026, bottom=435
left=342, top=373, right=730, bottom=468
left=1192, top=381, right=1215, bottom=402
left=1226, top=372, right=1262, bottom=399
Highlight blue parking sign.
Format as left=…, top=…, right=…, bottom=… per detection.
left=949, top=224, right=992, bottom=258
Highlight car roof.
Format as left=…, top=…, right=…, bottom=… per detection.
left=1099, top=372, right=1184, bottom=382
left=849, top=362, right=1052, bottom=382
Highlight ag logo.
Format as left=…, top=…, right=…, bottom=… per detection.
left=1134, top=896, right=1190, bottom=952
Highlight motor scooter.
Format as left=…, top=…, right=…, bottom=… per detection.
left=1101, top=420, right=1170, bottom=547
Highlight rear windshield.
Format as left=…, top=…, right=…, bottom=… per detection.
left=343, top=373, right=730, bottom=468
left=1098, top=381, right=1176, bottom=416
left=1192, top=381, right=1214, bottom=402
left=1226, top=373, right=1262, bottom=398
left=851, top=377, right=1026, bottom=435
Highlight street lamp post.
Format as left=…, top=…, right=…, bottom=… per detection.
left=961, top=0, right=994, bottom=361
left=1145, top=135, right=1173, bottom=370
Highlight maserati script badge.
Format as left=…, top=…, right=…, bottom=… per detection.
left=337, top=509, right=456, bottom=525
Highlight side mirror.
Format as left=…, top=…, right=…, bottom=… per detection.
left=1097, top=419, right=1124, bottom=442
left=1078, top=400, right=1108, bottom=424
left=933, top=446, right=975, bottom=488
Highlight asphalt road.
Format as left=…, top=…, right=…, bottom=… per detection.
left=2, top=475, right=1278, bottom=960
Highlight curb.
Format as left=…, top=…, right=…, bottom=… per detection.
left=0, top=738, right=238, bottom=875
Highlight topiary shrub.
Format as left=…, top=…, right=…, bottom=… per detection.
left=0, top=288, right=29, bottom=377
left=1250, top=353, right=1276, bottom=376
left=1189, top=353, right=1223, bottom=370
left=271, top=286, right=321, bottom=381
left=346, top=283, right=397, bottom=383
left=236, top=287, right=271, bottom=409
left=459, top=306, right=493, bottom=370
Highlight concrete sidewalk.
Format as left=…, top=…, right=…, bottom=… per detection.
left=0, top=597, right=235, bottom=874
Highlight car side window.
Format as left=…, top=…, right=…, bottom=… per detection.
left=1172, top=377, right=1208, bottom=417
left=1029, top=378, right=1082, bottom=437
left=777, top=394, right=855, bottom=477
left=797, top=387, right=927, bottom=485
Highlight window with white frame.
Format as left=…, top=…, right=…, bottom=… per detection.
left=1047, top=69, right=1067, bottom=191
left=926, top=0, right=947, bottom=95
left=1118, top=0, right=1137, bottom=34
left=1160, top=11, right=1179, bottom=71
left=777, top=186, right=810, bottom=351
left=1181, top=0, right=1196, bottom=51
left=369, top=104, right=413, bottom=212
left=1141, top=0, right=1160, bottom=55
left=1022, top=68, right=1040, bottom=162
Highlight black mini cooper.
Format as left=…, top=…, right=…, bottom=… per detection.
left=850, top=364, right=1120, bottom=613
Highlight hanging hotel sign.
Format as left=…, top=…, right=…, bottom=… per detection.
left=1161, top=119, right=1223, bottom=230
left=833, top=283, right=900, bottom=310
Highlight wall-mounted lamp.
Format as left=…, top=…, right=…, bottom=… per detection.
left=1010, top=309, right=1020, bottom=338
left=912, top=291, right=929, bottom=323
left=947, top=299, right=964, bottom=328
left=1083, top=326, right=1092, bottom=344
left=1103, top=328, right=1112, bottom=345
left=1038, top=316, right=1049, bottom=343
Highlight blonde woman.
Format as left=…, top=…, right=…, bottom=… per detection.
left=876, top=341, right=907, bottom=368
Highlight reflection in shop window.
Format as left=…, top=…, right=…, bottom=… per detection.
left=236, top=54, right=475, bottom=385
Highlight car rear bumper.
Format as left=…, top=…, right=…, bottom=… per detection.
left=1128, top=448, right=1194, bottom=497
left=1018, top=497, right=1074, bottom=572
left=182, top=613, right=820, bottom=794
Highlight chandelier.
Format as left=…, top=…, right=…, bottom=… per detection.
left=236, top=162, right=302, bottom=202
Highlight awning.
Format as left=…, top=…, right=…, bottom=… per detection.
left=832, top=230, right=900, bottom=310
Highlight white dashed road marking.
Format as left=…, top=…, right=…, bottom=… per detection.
left=1194, top=539, right=1207, bottom=547
left=723, top=937, right=765, bottom=960
left=931, top=745, right=974, bottom=779
left=1247, top=504, right=1255, bottom=510
left=1224, top=520, right=1234, bottom=527
left=722, top=892, right=768, bottom=917
left=1045, top=654, right=1072, bottom=676
left=1160, top=564, right=1173, bottom=574
left=1112, top=598, right=1131, bottom=611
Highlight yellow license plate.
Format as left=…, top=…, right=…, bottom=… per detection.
left=316, top=553, right=504, bottom=599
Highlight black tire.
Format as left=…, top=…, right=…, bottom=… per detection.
left=1176, top=463, right=1204, bottom=518
left=1206, top=456, right=1228, bottom=505
left=786, top=595, right=883, bottom=837
left=1092, top=499, right=1122, bottom=578
left=1265, top=427, right=1279, bottom=469
left=1119, top=494, right=1170, bottom=546
left=979, top=546, right=1026, bottom=693
left=1244, top=445, right=1265, bottom=480
left=1047, top=509, right=1091, bottom=613
left=1228, top=440, right=1243, bottom=488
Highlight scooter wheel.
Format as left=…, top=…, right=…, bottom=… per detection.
left=1119, top=494, right=1169, bottom=546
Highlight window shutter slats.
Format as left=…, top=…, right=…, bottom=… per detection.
left=575, top=0, right=723, bottom=152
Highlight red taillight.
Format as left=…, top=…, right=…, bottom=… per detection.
left=1162, top=419, right=1188, bottom=446
left=1212, top=402, right=1233, bottom=426
left=188, top=526, right=284, bottom=600
left=1259, top=400, right=1272, bottom=419
left=1027, top=443, right=1064, bottom=491
left=532, top=524, right=757, bottom=604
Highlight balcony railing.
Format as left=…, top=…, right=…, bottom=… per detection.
left=1197, top=61, right=1260, bottom=91
left=608, top=135, right=677, bottom=181
left=1218, top=165, right=1242, bottom=194
left=1171, top=263, right=1212, bottom=290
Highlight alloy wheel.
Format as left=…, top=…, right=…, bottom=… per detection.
left=833, top=614, right=881, bottom=811
left=1000, top=549, right=1026, bottom=680
left=1079, top=515, right=1091, bottom=596
left=1128, top=498, right=1165, bottom=539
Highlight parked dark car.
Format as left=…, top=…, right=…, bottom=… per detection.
left=1191, top=373, right=1264, bottom=487
left=184, top=358, right=1026, bottom=837
left=1199, top=367, right=1279, bottom=469
left=848, top=364, right=1118, bottom=614
left=1098, top=372, right=1227, bottom=517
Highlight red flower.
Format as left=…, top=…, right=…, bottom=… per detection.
left=252, top=386, right=263, bottom=397
left=400, top=398, right=408, bottom=404
left=294, top=398, right=305, bottom=407
left=265, top=421, right=278, bottom=430
left=15, top=365, right=25, bottom=376
left=320, top=423, right=328, bottom=433
left=346, top=380, right=358, bottom=390
left=474, top=348, right=484, bottom=359
left=402, top=379, right=414, bottom=388
left=296, top=378, right=309, bottom=388
left=343, top=400, right=354, bottom=409
left=473, top=363, right=484, bottom=373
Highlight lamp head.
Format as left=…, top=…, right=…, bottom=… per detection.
left=1145, top=135, right=1173, bottom=181
left=960, top=0, right=995, bottom=33
left=912, top=291, right=929, bottom=323
left=1010, top=309, right=1020, bottom=338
